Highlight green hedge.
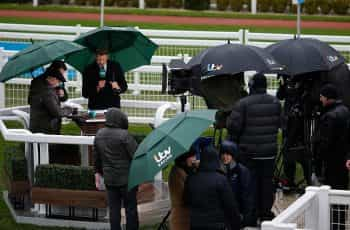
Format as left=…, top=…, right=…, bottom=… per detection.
left=184, top=0, right=210, bottom=10
left=3, top=144, right=27, bottom=181
left=230, top=0, right=244, bottom=11
left=272, top=0, right=287, bottom=13
left=258, top=0, right=272, bottom=12
left=217, top=0, right=229, bottom=10
left=319, top=0, right=332, bottom=14
left=333, top=0, right=350, bottom=14
left=35, top=164, right=95, bottom=190
left=304, top=0, right=318, bottom=14
left=145, top=0, right=159, bottom=7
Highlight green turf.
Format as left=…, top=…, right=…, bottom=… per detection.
left=1, top=16, right=350, bottom=36
left=1, top=3, right=350, bottom=22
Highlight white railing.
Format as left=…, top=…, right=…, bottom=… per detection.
left=1, top=24, right=350, bottom=122
left=262, top=186, right=350, bottom=230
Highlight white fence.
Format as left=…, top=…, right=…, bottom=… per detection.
left=1, top=23, right=350, bottom=123
left=262, top=186, right=350, bottom=230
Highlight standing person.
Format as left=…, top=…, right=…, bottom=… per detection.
left=93, top=108, right=138, bottom=230
left=319, top=84, right=349, bottom=189
left=220, top=140, right=255, bottom=228
left=184, top=145, right=241, bottom=230
left=319, top=84, right=349, bottom=230
left=28, top=68, right=71, bottom=134
left=47, top=60, right=69, bottom=102
left=168, top=149, right=196, bottom=230
left=226, top=73, right=281, bottom=224
left=82, top=49, right=128, bottom=110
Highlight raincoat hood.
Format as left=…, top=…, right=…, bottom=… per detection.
left=199, top=145, right=221, bottom=171
left=105, top=107, right=128, bottom=129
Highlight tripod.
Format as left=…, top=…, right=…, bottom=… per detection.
left=274, top=106, right=320, bottom=194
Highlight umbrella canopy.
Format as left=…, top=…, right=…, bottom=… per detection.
left=66, top=26, right=158, bottom=72
left=128, top=109, right=217, bottom=190
left=187, top=43, right=284, bottom=80
left=265, top=38, right=346, bottom=76
left=0, top=40, right=86, bottom=82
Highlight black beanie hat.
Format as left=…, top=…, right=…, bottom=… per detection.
left=320, top=84, right=338, bottom=99
left=249, top=73, right=267, bottom=89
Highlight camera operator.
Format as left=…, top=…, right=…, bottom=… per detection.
left=319, top=84, right=350, bottom=230
left=319, top=84, right=349, bottom=190
left=277, top=77, right=312, bottom=188
left=82, top=49, right=128, bottom=110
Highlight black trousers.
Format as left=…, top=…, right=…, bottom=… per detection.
left=106, top=185, right=139, bottom=230
left=242, top=158, right=275, bottom=222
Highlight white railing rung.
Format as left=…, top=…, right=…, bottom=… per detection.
left=0, top=32, right=75, bottom=41
left=273, top=191, right=317, bottom=223
left=152, top=38, right=232, bottom=47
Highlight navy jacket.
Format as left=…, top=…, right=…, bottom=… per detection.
left=184, top=146, right=241, bottom=230
left=223, top=162, right=255, bottom=227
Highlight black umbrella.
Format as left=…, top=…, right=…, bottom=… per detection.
left=265, top=38, right=346, bottom=76
left=187, top=43, right=284, bottom=80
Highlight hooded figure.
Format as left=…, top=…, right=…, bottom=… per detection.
left=93, top=108, right=139, bottom=230
left=220, top=140, right=255, bottom=228
left=184, top=145, right=241, bottom=230
left=168, top=149, right=196, bottom=230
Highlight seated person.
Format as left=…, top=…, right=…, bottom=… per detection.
left=220, top=140, right=255, bottom=228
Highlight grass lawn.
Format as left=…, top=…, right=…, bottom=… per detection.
left=1, top=3, right=350, bottom=22
left=1, top=16, right=350, bottom=36
left=0, top=4, right=350, bottom=35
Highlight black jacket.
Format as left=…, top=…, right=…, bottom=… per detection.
left=319, top=101, right=350, bottom=167
left=222, top=162, right=254, bottom=227
left=82, top=60, right=127, bottom=110
left=184, top=146, right=241, bottom=230
left=28, top=75, right=63, bottom=134
left=226, top=88, right=281, bottom=159
left=93, top=108, right=137, bottom=187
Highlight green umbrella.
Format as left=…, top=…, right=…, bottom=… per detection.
left=0, top=40, right=86, bottom=82
left=128, top=109, right=217, bottom=190
left=66, top=26, right=158, bottom=72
